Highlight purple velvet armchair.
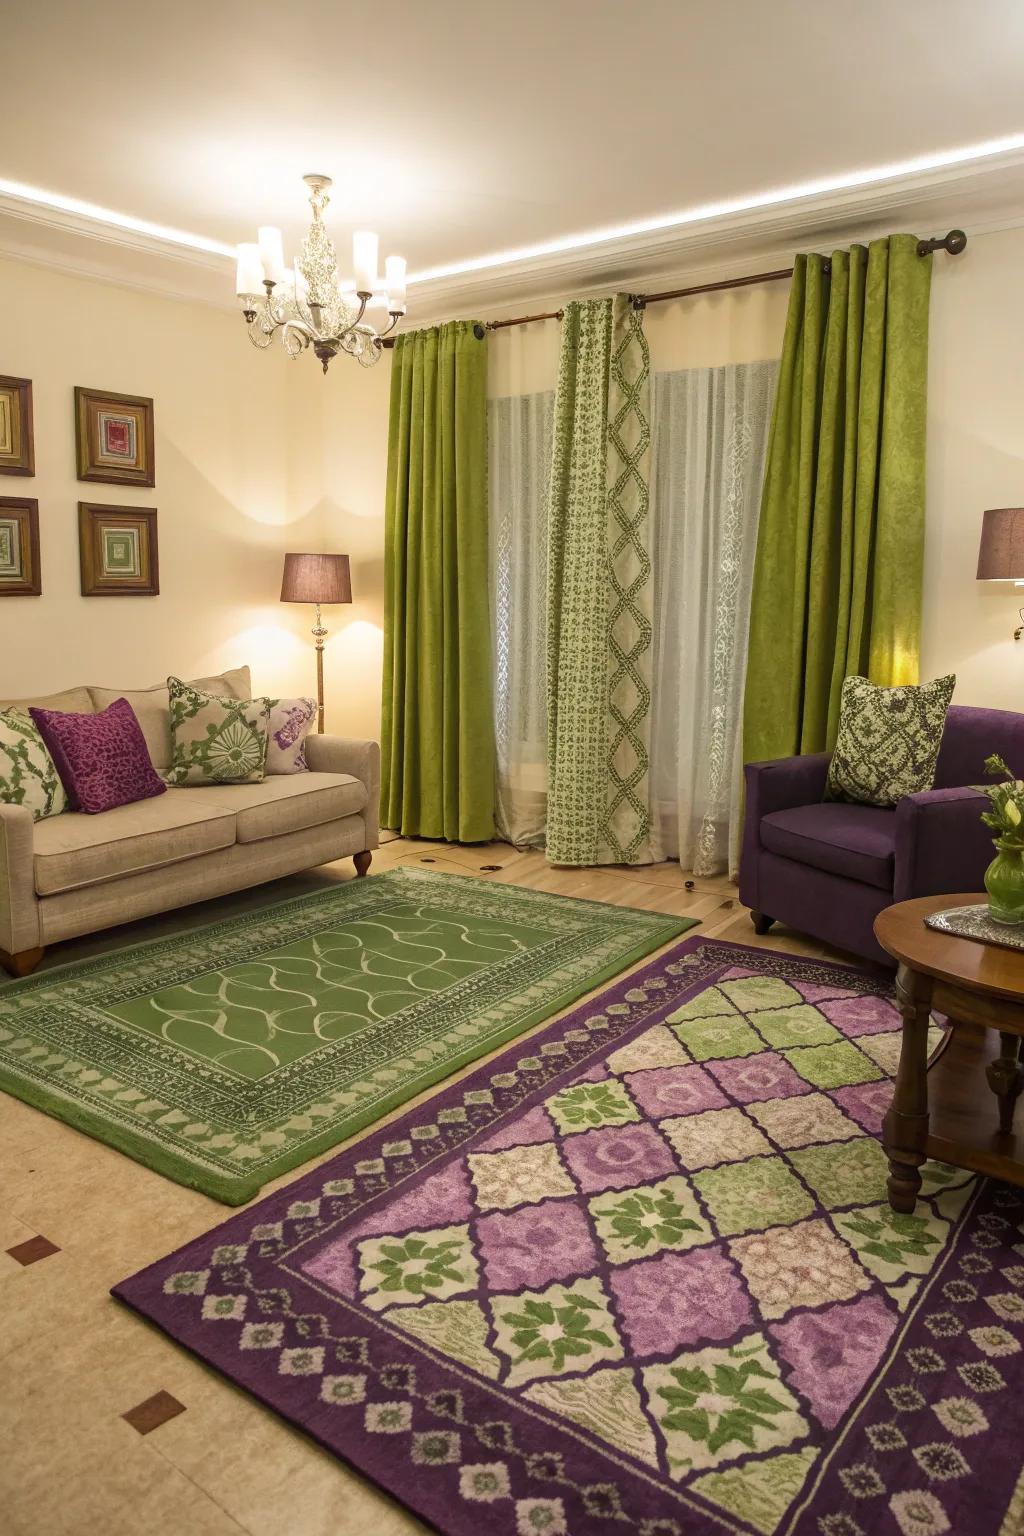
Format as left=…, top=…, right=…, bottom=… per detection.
left=739, top=705, right=1024, bottom=967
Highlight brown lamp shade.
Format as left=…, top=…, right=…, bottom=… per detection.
left=977, top=509, right=1024, bottom=580
left=280, top=552, right=352, bottom=604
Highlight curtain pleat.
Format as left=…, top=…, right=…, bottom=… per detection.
left=381, top=322, right=495, bottom=841
left=743, top=235, right=933, bottom=766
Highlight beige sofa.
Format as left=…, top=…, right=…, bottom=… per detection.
left=0, top=667, right=380, bottom=977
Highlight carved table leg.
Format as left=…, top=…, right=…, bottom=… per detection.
left=986, top=1031, right=1024, bottom=1136
left=883, top=963, right=933, bottom=1214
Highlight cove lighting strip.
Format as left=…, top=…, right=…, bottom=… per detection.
left=0, top=177, right=236, bottom=257
left=2, top=132, right=1023, bottom=281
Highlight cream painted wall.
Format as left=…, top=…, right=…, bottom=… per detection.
left=922, top=226, right=1024, bottom=707
left=0, top=257, right=326, bottom=705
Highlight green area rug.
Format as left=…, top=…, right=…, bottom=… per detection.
left=0, top=869, right=693, bottom=1203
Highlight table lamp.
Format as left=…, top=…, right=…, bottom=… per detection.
left=977, top=509, right=1024, bottom=639
left=280, top=552, right=352, bottom=731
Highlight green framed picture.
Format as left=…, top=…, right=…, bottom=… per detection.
left=78, top=503, right=159, bottom=596
left=0, top=496, right=41, bottom=595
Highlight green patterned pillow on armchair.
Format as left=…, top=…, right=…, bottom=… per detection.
left=0, top=708, right=68, bottom=820
left=165, top=677, right=270, bottom=786
left=826, top=673, right=956, bottom=807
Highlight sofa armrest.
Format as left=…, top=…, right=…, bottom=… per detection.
left=738, top=754, right=831, bottom=909
left=744, top=754, right=831, bottom=819
left=304, top=735, right=381, bottom=849
left=894, top=786, right=992, bottom=901
left=0, top=804, right=41, bottom=955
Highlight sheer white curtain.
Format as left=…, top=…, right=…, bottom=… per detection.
left=649, top=360, right=778, bottom=876
left=488, top=391, right=553, bottom=845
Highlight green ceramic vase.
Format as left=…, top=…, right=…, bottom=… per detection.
left=985, top=840, right=1024, bottom=925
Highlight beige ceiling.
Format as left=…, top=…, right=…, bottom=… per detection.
left=4, top=0, right=1024, bottom=286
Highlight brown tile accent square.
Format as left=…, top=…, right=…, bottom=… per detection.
left=121, top=1390, right=186, bottom=1435
left=6, top=1235, right=61, bottom=1266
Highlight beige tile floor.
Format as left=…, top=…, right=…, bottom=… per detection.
left=0, top=838, right=848, bottom=1536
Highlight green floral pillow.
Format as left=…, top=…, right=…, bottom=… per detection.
left=165, top=677, right=270, bottom=786
left=0, top=708, right=68, bottom=820
left=826, top=673, right=956, bottom=807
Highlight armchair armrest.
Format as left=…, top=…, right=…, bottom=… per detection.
left=0, top=803, right=41, bottom=955
left=739, top=754, right=831, bottom=909
left=304, top=735, right=381, bottom=849
left=894, top=786, right=991, bottom=901
left=743, top=754, right=831, bottom=819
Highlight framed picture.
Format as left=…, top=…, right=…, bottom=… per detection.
left=0, top=376, right=34, bottom=476
left=75, top=386, right=155, bottom=487
left=0, top=496, right=41, bottom=595
left=79, top=503, right=159, bottom=596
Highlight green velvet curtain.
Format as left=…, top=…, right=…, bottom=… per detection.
left=381, top=321, right=495, bottom=841
left=743, top=234, right=933, bottom=765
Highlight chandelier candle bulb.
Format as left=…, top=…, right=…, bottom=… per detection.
left=385, top=254, right=407, bottom=311
left=352, top=230, right=378, bottom=296
left=235, top=242, right=265, bottom=297
left=257, top=226, right=286, bottom=284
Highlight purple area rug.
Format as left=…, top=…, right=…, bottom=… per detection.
left=113, top=936, right=1024, bottom=1535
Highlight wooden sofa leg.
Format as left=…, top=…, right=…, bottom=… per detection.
left=0, top=946, right=45, bottom=978
left=353, top=851, right=372, bottom=877
left=751, top=912, right=775, bottom=936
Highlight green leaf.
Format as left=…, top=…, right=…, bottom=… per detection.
left=707, top=1411, right=759, bottom=1455
left=661, top=1407, right=711, bottom=1441
left=669, top=1366, right=712, bottom=1395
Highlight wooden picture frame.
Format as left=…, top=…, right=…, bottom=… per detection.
left=0, top=376, right=34, bottom=476
left=0, top=496, right=41, bottom=595
left=75, top=386, right=155, bottom=487
left=79, top=503, right=159, bottom=597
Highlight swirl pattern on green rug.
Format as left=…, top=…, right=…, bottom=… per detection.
left=0, top=868, right=691, bottom=1202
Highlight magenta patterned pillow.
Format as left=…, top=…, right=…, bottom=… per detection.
left=266, top=696, right=317, bottom=774
left=29, top=698, right=166, bottom=814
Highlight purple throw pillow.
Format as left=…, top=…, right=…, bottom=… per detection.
left=29, top=698, right=166, bottom=814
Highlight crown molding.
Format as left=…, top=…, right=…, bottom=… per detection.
left=405, top=147, right=1024, bottom=323
left=2, top=146, right=1024, bottom=322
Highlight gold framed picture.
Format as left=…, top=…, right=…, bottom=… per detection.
left=79, top=503, right=159, bottom=597
left=0, top=496, right=41, bottom=596
left=0, top=376, right=34, bottom=476
left=75, top=386, right=155, bottom=487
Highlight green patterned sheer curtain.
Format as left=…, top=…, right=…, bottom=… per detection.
left=381, top=321, right=495, bottom=842
left=546, top=294, right=655, bottom=866
left=743, top=234, right=933, bottom=765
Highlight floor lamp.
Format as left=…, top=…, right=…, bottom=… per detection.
left=280, top=552, right=352, bottom=732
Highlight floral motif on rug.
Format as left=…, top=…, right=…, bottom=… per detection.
left=113, top=938, right=1024, bottom=1535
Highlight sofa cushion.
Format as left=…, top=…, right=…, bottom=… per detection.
left=30, top=697, right=166, bottom=815
left=826, top=673, right=956, bottom=807
left=88, top=666, right=252, bottom=770
left=183, top=772, right=367, bottom=844
left=32, top=789, right=236, bottom=896
left=166, top=676, right=270, bottom=786
left=760, top=802, right=897, bottom=892
left=0, top=709, right=68, bottom=822
left=0, top=686, right=93, bottom=715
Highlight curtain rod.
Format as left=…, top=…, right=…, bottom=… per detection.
left=381, top=229, right=966, bottom=345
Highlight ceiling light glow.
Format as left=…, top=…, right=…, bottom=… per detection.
left=405, top=132, right=1024, bottom=284
left=2, top=131, right=1023, bottom=282
left=0, top=176, right=236, bottom=257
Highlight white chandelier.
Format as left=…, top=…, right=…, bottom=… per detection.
left=235, top=174, right=407, bottom=373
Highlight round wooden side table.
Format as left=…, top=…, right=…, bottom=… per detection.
left=875, top=893, right=1024, bottom=1213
